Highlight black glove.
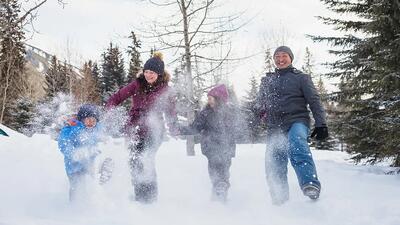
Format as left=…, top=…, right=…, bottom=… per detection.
left=311, top=126, right=329, bottom=140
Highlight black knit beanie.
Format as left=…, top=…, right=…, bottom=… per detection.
left=143, top=52, right=165, bottom=76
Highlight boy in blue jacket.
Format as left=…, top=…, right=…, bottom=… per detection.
left=58, top=104, right=102, bottom=201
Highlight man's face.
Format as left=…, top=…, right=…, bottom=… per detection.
left=274, top=52, right=292, bottom=69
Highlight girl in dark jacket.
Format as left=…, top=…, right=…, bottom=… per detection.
left=106, top=52, right=178, bottom=203
left=180, top=84, right=237, bottom=202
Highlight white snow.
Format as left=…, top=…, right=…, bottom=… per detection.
left=0, top=125, right=399, bottom=225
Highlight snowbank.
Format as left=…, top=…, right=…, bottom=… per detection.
left=0, top=129, right=399, bottom=225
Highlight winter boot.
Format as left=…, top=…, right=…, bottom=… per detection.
left=134, top=182, right=158, bottom=203
left=212, top=181, right=229, bottom=202
left=302, top=184, right=320, bottom=200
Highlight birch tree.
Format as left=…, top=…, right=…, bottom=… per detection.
left=141, top=0, right=247, bottom=155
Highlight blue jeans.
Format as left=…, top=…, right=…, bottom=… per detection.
left=265, top=122, right=320, bottom=203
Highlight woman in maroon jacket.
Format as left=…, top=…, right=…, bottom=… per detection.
left=106, top=52, right=178, bottom=203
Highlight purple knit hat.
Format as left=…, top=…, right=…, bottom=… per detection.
left=207, top=84, right=229, bottom=103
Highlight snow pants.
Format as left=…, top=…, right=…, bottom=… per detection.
left=128, top=136, right=161, bottom=203
left=265, top=122, right=320, bottom=204
left=67, top=165, right=95, bottom=202
left=206, top=154, right=232, bottom=200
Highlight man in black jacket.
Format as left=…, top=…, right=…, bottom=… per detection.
left=256, top=46, right=328, bottom=204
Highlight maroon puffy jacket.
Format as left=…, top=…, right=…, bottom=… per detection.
left=106, top=77, right=178, bottom=137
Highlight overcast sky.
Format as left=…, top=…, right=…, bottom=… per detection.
left=25, top=0, right=342, bottom=97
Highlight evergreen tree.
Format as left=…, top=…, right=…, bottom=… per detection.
left=91, top=62, right=101, bottom=92
left=85, top=60, right=101, bottom=103
left=172, top=66, right=189, bottom=115
left=264, top=48, right=274, bottom=73
left=92, top=62, right=100, bottom=81
left=127, top=31, right=142, bottom=82
left=311, top=0, right=400, bottom=166
left=300, top=47, right=328, bottom=100
left=301, top=47, right=315, bottom=79
left=45, top=55, right=69, bottom=98
left=99, top=42, right=126, bottom=102
left=242, top=75, right=264, bottom=143
left=0, top=0, right=27, bottom=125
left=73, top=61, right=101, bottom=104
left=300, top=47, right=335, bottom=150
left=8, top=97, right=36, bottom=133
left=58, top=60, right=72, bottom=94
left=316, top=75, right=328, bottom=101
left=45, top=55, right=59, bottom=98
left=45, top=55, right=58, bottom=97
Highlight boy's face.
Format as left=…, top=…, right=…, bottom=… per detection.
left=83, top=117, right=97, bottom=128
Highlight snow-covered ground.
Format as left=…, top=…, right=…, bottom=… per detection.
left=0, top=125, right=399, bottom=225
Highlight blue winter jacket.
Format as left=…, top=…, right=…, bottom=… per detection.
left=58, top=120, right=102, bottom=175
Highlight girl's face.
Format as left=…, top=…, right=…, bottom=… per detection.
left=208, top=96, right=217, bottom=108
left=144, top=70, right=159, bottom=84
left=83, top=117, right=97, bottom=128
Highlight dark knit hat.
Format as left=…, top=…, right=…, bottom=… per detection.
left=274, top=46, right=294, bottom=62
left=208, top=84, right=229, bottom=104
left=143, top=52, right=165, bottom=76
left=77, top=104, right=100, bottom=121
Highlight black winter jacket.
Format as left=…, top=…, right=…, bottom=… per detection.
left=180, top=105, right=237, bottom=158
left=256, top=66, right=327, bottom=131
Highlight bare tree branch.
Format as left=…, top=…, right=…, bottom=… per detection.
left=194, top=46, right=231, bottom=76
left=194, top=51, right=262, bottom=62
left=18, top=0, right=67, bottom=28
left=138, top=0, right=252, bottom=155
left=186, top=0, right=213, bottom=18
left=185, top=0, right=194, bottom=10
left=17, top=0, right=48, bottom=24
left=149, top=0, right=175, bottom=6
left=188, top=0, right=213, bottom=44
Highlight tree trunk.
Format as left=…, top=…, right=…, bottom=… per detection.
left=0, top=78, right=9, bottom=123
left=181, top=0, right=195, bottom=156
left=0, top=53, right=15, bottom=124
